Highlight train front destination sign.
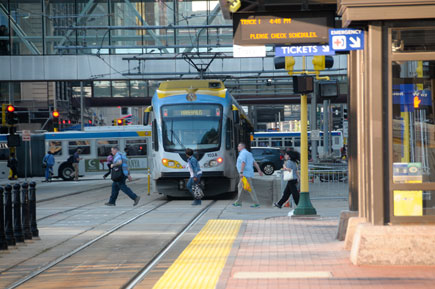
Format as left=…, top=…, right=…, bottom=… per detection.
left=233, top=12, right=334, bottom=46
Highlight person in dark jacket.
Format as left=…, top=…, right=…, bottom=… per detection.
left=7, top=153, right=18, bottom=180
left=185, top=148, right=203, bottom=206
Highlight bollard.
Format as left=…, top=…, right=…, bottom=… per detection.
left=13, top=183, right=24, bottom=243
left=4, top=184, right=15, bottom=246
left=21, top=183, right=32, bottom=240
left=29, top=182, right=39, bottom=237
left=0, top=187, right=8, bottom=250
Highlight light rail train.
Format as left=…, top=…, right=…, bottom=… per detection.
left=0, top=126, right=152, bottom=180
left=144, top=79, right=253, bottom=198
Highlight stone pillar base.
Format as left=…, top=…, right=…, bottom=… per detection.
left=336, top=210, right=358, bottom=241
left=351, top=223, right=435, bottom=265
left=344, top=217, right=366, bottom=250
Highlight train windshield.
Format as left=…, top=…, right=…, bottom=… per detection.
left=161, top=104, right=222, bottom=152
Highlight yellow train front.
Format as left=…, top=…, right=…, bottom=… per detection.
left=145, top=80, right=252, bottom=198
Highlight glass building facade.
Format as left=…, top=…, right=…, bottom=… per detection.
left=0, top=0, right=232, bottom=55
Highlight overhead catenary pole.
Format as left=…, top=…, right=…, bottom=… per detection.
left=80, top=81, right=84, bottom=131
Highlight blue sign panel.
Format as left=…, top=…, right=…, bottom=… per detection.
left=393, top=84, right=432, bottom=112
left=329, top=29, right=364, bottom=51
left=275, top=45, right=335, bottom=57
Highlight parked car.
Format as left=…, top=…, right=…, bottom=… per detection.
left=251, top=147, right=284, bottom=175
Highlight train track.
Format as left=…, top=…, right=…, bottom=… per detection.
left=122, top=200, right=216, bottom=289
left=6, top=200, right=216, bottom=289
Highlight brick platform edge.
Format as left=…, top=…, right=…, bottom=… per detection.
left=350, top=222, right=435, bottom=265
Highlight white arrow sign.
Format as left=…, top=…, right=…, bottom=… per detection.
left=349, top=37, right=361, bottom=48
left=322, top=45, right=330, bottom=53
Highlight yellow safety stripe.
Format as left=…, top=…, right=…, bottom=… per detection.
left=152, top=219, right=242, bottom=289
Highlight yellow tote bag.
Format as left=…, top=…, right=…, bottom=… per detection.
left=242, top=176, right=251, bottom=192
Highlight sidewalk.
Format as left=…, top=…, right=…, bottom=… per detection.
left=218, top=216, right=435, bottom=289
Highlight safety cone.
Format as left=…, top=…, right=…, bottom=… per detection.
left=284, top=200, right=290, bottom=207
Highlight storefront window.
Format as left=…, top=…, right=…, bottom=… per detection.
left=392, top=60, right=435, bottom=216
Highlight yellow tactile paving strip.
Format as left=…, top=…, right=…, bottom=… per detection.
left=152, top=219, right=242, bottom=289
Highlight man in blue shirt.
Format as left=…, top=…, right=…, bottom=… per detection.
left=233, top=142, right=263, bottom=207
left=105, top=146, right=140, bottom=206
left=42, top=151, right=55, bottom=182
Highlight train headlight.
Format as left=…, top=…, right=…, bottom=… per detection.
left=162, top=158, right=183, bottom=169
left=208, top=157, right=223, bottom=167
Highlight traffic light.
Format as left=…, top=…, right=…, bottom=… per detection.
left=52, top=111, right=59, bottom=131
left=312, top=56, right=334, bottom=71
left=274, top=57, right=296, bottom=74
left=6, top=105, right=18, bottom=125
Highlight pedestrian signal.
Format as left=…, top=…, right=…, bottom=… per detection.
left=312, top=56, right=334, bottom=71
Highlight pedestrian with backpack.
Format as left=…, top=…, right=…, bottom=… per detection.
left=185, top=148, right=203, bottom=206
left=71, top=148, right=82, bottom=181
left=103, top=153, right=113, bottom=179
left=105, top=146, right=140, bottom=206
left=42, top=151, right=55, bottom=182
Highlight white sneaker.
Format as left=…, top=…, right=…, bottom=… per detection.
left=288, top=210, right=294, bottom=217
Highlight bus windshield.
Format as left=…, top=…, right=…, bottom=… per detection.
left=161, top=104, right=222, bottom=152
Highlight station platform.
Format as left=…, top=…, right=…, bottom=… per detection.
left=2, top=174, right=435, bottom=289
left=154, top=215, right=435, bottom=289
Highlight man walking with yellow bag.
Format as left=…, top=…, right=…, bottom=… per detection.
left=233, top=142, right=263, bottom=208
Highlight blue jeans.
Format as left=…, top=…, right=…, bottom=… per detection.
left=109, top=175, right=138, bottom=204
left=45, top=165, right=53, bottom=181
left=187, top=174, right=202, bottom=197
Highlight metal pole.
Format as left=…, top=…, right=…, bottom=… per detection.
left=9, top=82, right=14, bottom=104
left=80, top=81, right=84, bottom=131
left=294, top=93, right=317, bottom=216
left=0, top=187, right=8, bottom=250
left=25, top=141, right=28, bottom=180
left=311, top=85, right=318, bottom=163
left=323, top=99, right=330, bottom=157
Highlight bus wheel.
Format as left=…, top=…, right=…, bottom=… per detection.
left=59, top=163, right=74, bottom=181
left=261, top=163, right=275, bottom=175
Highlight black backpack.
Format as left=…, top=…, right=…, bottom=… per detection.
left=67, top=155, right=75, bottom=163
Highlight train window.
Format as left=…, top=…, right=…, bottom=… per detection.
left=0, top=148, right=9, bottom=161
left=49, top=141, right=62, bottom=156
left=257, top=138, right=269, bottom=147
left=97, top=140, right=118, bottom=157
left=294, top=137, right=301, bottom=147
left=226, top=118, right=233, bottom=150
left=152, top=119, right=159, bottom=151
left=125, top=139, right=147, bottom=156
left=68, top=141, right=91, bottom=155
left=284, top=138, right=293, bottom=147
left=334, top=137, right=340, bottom=145
left=271, top=138, right=282, bottom=147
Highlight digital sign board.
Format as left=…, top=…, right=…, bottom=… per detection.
left=233, top=12, right=334, bottom=46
